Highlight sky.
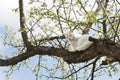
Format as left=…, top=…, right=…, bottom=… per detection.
left=0, top=0, right=35, bottom=80
left=0, top=0, right=20, bottom=57
left=0, top=0, right=120, bottom=80
left=0, top=0, right=19, bottom=29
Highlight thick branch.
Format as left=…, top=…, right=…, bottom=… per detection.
left=19, top=0, right=31, bottom=48
left=0, top=50, right=36, bottom=66
left=0, top=37, right=120, bottom=66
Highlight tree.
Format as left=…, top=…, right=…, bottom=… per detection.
left=1, top=0, right=120, bottom=80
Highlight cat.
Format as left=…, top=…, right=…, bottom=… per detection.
left=64, top=29, right=93, bottom=52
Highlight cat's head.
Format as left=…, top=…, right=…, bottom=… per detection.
left=64, top=29, right=75, bottom=41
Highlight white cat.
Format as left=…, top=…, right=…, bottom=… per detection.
left=64, top=29, right=93, bottom=52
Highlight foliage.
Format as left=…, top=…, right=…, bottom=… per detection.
left=1, top=0, right=120, bottom=80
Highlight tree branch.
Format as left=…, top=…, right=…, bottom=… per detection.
left=54, top=61, right=93, bottom=79
left=0, top=36, right=120, bottom=66
left=0, top=50, right=36, bottom=66
left=82, top=0, right=103, bottom=34
left=38, top=35, right=65, bottom=43
left=102, top=0, right=109, bottom=37
left=78, top=0, right=87, bottom=13
left=90, top=56, right=100, bottom=80
left=19, top=0, right=31, bottom=48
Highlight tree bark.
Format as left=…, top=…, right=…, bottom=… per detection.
left=0, top=37, right=120, bottom=66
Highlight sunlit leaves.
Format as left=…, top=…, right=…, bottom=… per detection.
left=84, top=11, right=97, bottom=23
left=32, top=65, right=40, bottom=75
left=12, top=8, right=19, bottom=13
left=29, top=11, right=35, bottom=17
left=18, top=27, right=26, bottom=32
left=41, top=2, right=47, bottom=7
left=116, top=13, right=120, bottom=18
left=81, top=77, right=86, bottom=80
left=45, top=10, right=57, bottom=18
left=2, top=0, right=120, bottom=80
left=22, top=16, right=27, bottom=23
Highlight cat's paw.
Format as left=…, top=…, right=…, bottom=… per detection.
left=76, top=47, right=82, bottom=51
left=69, top=49, right=76, bottom=52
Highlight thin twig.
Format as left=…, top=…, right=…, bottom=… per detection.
left=53, top=61, right=93, bottom=79
left=90, top=57, right=100, bottom=80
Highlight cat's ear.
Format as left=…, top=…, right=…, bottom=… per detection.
left=70, top=29, right=74, bottom=32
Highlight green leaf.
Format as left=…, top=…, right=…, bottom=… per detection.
left=116, top=13, right=120, bottom=18
left=81, top=77, right=85, bottom=80
left=32, top=69, right=36, bottom=73
left=41, top=2, right=47, bottom=7
left=18, top=28, right=26, bottom=32
left=12, top=8, right=18, bottom=13
left=84, top=10, right=97, bottom=23
left=5, top=24, right=8, bottom=31
left=22, top=17, right=27, bottom=23
left=35, top=65, right=40, bottom=69
left=30, top=11, right=34, bottom=15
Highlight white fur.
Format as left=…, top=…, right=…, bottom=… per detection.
left=65, top=31, right=93, bottom=52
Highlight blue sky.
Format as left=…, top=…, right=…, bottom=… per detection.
left=0, top=0, right=34, bottom=80
left=0, top=0, right=120, bottom=80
